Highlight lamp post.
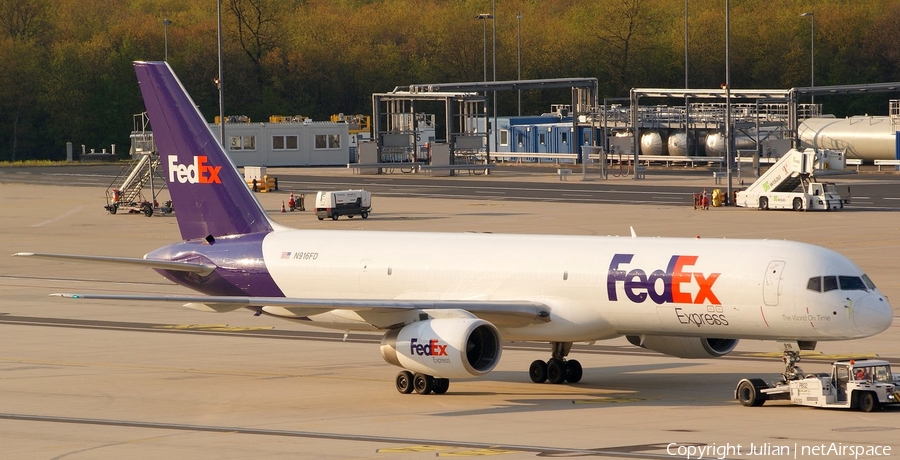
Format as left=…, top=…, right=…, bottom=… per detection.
left=162, top=19, right=171, bottom=62
left=491, top=0, right=497, bottom=156
left=476, top=14, right=492, bottom=84
left=476, top=13, right=492, bottom=159
left=725, top=0, right=733, bottom=205
left=683, top=0, right=690, bottom=156
left=217, top=0, right=225, bottom=143
left=517, top=13, right=522, bottom=116
left=800, top=11, right=815, bottom=106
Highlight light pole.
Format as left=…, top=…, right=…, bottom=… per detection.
left=725, top=0, right=733, bottom=205
left=476, top=14, right=492, bottom=84
left=217, top=0, right=225, bottom=144
left=476, top=13, right=492, bottom=155
left=800, top=11, right=815, bottom=106
left=517, top=13, right=522, bottom=116
left=163, top=19, right=171, bottom=62
left=684, top=0, right=688, bottom=89
left=491, top=0, right=497, bottom=156
left=683, top=0, right=690, bottom=156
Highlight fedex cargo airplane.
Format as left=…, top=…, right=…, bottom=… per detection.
left=15, top=62, right=893, bottom=395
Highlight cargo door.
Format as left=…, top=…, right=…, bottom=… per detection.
left=763, top=261, right=785, bottom=306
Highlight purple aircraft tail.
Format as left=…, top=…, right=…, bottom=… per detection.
left=134, top=61, right=273, bottom=241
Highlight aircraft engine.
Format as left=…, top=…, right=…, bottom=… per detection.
left=626, top=335, right=738, bottom=359
left=380, top=318, right=501, bottom=379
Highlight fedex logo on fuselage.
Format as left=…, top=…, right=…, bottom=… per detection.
left=409, top=338, right=448, bottom=357
left=607, top=254, right=721, bottom=305
left=167, top=155, right=222, bottom=184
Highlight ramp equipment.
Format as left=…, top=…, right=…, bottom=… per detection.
left=734, top=148, right=849, bottom=211
left=104, top=113, right=172, bottom=217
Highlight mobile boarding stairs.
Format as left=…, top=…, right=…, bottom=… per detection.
left=735, top=148, right=850, bottom=211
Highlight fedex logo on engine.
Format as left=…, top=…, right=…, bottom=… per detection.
left=607, top=254, right=721, bottom=305
left=409, top=338, right=448, bottom=357
left=168, top=155, right=222, bottom=184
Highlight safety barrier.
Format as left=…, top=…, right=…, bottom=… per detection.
left=419, top=164, right=495, bottom=175
left=874, top=159, right=900, bottom=171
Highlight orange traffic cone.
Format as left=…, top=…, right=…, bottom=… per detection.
left=281, top=201, right=286, bottom=213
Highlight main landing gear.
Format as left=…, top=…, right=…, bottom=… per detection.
left=395, top=370, right=450, bottom=395
left=529, top=342, right=582, bottom=384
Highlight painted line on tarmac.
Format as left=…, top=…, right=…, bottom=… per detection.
left=31, top=206, right=85, bottom=227
left=0, top=413, right=718, bottom=459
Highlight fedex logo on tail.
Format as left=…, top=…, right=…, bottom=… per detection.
left=168, top=155, right=222, bottom=184
left=607, top=254, right=721, bottom=305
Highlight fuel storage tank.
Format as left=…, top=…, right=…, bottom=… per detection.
left=798, top=116, right=898, bottom=161
left=704, top=133, right=758, bottom=157
left=667, top=131, right=706, bottom=157
left=640, top=131, right=668, bottom=156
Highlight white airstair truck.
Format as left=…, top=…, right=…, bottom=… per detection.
left=735, top=148, right=848, bottom=211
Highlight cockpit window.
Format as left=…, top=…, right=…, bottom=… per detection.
left=862, top=274, right=877, bottom=290
left=839, top=276, right=867, bottom=291
left=823, top=276, right=838, bottom=292
left=807, top=277, right=822, bottom=292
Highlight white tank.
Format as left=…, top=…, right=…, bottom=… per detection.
left=706, top=133, right=725, bottom=156
left=668, top=132, right=688, bottom=156
left=668, top=131, right=707, bottom=156
left=640, top=131, right=668, bottom=156
left=704, top=132, right=759, bottom=157
left=798, top=117, right=897, bottom=161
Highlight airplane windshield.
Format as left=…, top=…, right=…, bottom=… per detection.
left=807, top=275, right=872, bottom=293
left=862, top=274, right=877, bottom=290
left=839, top=276, right=867, bottom=291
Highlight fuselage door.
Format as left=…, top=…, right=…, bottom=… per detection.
left=763, top=261, right=785, bottom=306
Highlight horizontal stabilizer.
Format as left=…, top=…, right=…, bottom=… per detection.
left=14, top=253, right=216, bottom=276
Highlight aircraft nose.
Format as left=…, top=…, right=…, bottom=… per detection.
left=852, top=294, right=893, bottom=337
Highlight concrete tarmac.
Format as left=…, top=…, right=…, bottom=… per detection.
left=1, top=173, right=899, bottom=459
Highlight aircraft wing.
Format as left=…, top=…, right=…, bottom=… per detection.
left=13, top=253, right=216, bottom=276
left=50, top=293, right=551, bottom=327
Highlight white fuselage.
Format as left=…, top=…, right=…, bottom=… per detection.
left=260, top=229, right=891, bottom=342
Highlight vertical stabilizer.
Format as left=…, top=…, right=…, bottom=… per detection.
left=134, top=61, right=273, bottom=241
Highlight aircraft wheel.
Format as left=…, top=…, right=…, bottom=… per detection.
left=547, top=358, right=566, bottom=384
left=331, top=214, right=339, bottom=220
left=792, top=197, right=803, bottom=211
left=432, top=378, right=450, bottom=395
left=413, top=373, right=433, bottom=395
left=759, top=197, right=769, bottom=210
left=396, top=370, right=414, bottom=394
left=737, top=380, right=765, bottom=407
left=566, top=359, right=583, bottom=383
left=529, top=359, right=548, bottom=383
left=858, top=391, right=878, bottom=412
